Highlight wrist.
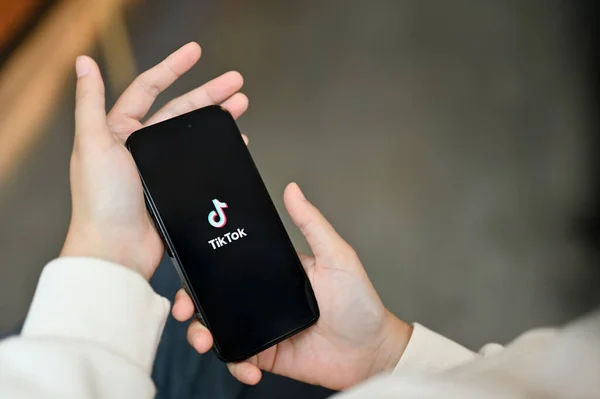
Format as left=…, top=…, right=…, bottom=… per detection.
left=370, top=310, right=413, bottom=376
left=61, top=224, right=153, bottom=280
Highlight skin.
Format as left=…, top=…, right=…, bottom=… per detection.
left=61, top=42, right=413, bottom=391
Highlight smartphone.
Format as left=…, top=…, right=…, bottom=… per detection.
left=126, top=105, right=319, bottom=362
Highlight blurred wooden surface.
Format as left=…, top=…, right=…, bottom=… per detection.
left=0, top=0, right=134, bottom=186
left=0, top=0, right=47, bottom=51
left=99, top=6, right=137, bottom=96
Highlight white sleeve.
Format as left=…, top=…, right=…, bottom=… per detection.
left=393, top=323, right=480, bottom=374
left=0, top=257, right=170, bottom=399
left=394, top=323, right=560, bottom=375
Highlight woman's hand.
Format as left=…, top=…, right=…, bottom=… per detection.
left=172, top=182, right=413, bottom=390
left=61, top=41, right=413, bottom=390
left=61, top=42, right=249, bottom=280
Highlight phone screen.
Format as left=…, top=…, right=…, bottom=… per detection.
left=127, top=106, right=318, bottom=361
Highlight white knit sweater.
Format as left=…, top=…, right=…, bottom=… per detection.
left=0, top=258, right=598, bottom=398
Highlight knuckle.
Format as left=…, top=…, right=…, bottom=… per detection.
left=343, top=243, right=359, bottom=260
left=76, top=86, right=93, bottom=101
left=184, top=97, right=198, bottom=112
left=136, top=73, right=161, bottom=98
left=299, top=218, right=316, bottom=236
left=162, top=59, right=180, bottom=78
left=165, top=96, right=196, bottom=117
left=333, top=242, right=358, bottom=264
left=106, top=121, right=131, bottom=136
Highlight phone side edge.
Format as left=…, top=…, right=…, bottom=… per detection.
left=125, top=141, right=234, bottom=361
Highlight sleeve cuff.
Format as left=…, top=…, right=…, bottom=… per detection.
left=394, top=323, right=477, bottom=374
left=21, top=257, right=170, bottom=373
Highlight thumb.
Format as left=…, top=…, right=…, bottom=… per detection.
left=284, top=182, right=348, bottom=258
left=74, top=56, right=109, bottom=145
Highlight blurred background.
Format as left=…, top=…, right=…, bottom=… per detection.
left=0, top=0, right=599, bottom=351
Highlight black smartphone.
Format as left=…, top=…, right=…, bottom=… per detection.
left=126, top=105, right=319, bottom=362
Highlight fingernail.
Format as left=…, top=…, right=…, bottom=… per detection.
left=295, top=183, right=306, bottom=201
left=75, top=56, right=90, bottom=78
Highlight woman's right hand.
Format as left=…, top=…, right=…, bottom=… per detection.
left=172, top=182, right=413, bottom=390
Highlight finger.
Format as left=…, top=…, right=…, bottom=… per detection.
left=74, top=56, right=110, bottom=145
left=219, top=92, right=249, bottom=120
left=298, top=252, right=316, bottom=270
left=108, top=42, right=201, bottom=125
left=143, top=71, right=245, bottom=126
left=227, top=362, right=262, bottom=385
left=242, top=134, right=249, bottom=145
left=187, top=319, right=214, bottom=354
left=284, top=182, right=348, bottom=258
left=172, top=288, right=195, bottom=321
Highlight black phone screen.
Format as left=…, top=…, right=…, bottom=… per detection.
left=126, top=106, right=318, bottom=362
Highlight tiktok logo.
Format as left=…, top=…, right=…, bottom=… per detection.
left=208, top=199, right=228, bottom=228
left=206, top=198, right=249, bottom=250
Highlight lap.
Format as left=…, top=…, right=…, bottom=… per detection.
left=151, top=256, right=334, bottom=399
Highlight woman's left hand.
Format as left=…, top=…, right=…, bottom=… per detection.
left=61, top=42, right=249, bottom=280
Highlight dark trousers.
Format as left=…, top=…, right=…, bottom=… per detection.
left=150, top=256, right=335, bottom=399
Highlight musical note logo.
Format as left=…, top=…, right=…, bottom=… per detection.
left=208, top=199, right=228, bottom=228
